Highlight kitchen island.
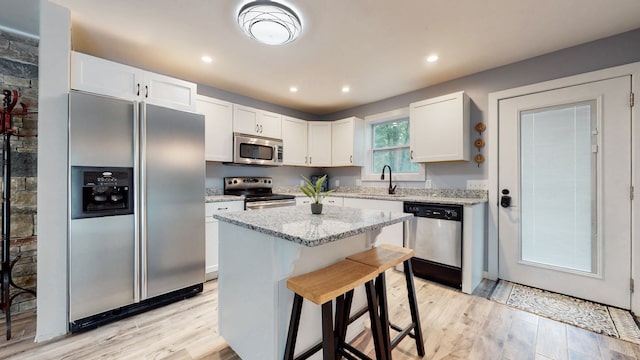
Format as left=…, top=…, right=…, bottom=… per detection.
left=213, top=205, right=412, bottom=360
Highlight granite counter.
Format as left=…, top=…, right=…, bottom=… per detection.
left=213, top=205, right=412, bottom=247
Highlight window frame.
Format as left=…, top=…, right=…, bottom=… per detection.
left=361, top=108, right=425, bottom=182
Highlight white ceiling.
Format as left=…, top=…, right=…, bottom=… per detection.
left=5, top=0, right=640, bottom=115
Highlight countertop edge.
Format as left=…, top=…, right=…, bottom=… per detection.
left=214, top=210, right=413, bottom=247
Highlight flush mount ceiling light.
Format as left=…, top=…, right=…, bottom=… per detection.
left=237, top=1, right=302, bottom=45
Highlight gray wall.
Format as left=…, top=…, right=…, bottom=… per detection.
left=317, top=28, right=640, bottom=189
left=202, top=28, right=640, bottom=190
left=205, top=162, right=321, bottom=191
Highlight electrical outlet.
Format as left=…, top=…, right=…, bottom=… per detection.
left=356, top=179, right=362, bottom=186
left=424, top=179, right=432, bottom=189
left=300, top=179, right=305, bottom=186
left=466, top=180, right=488, bottom=190
left=334, top=179, right=340, bottom=187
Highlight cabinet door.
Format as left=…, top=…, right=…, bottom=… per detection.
left=197, top=95, right=233, bottom=162
left=343, top=198, right=404, bottom=247
left=296, top=197, right=311, bottom=206
left=409, top=91, right=470, bottom=162
left=324, top=196, right=343, bottom=206
left=205, top=218, right=219, bottom=280
left=233, top=104, right=259, bottom=135
left=259, top=110, right=282, bottom=139
left=70, top=51, right=140, bottom=100
left=205, top=201, right=244, bottom=280
left=281, top=116, right=308, bottom=166
left=144, top=71, right=197, bottom=111
left=307, top=121, right=332, bottom=167
left=331, top=117, right=364, bottom=166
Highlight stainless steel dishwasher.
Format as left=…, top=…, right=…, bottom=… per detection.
left=404, top=202, right=463, bottom=289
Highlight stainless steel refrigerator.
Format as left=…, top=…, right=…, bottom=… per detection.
left=68, top=91, right=205, bottom=332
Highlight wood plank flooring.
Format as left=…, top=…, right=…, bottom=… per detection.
left=1, top=271, right=639, bottom=359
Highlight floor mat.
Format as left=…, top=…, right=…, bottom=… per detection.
left=490, top=280, right=640, bottom=344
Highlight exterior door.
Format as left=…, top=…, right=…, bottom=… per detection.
left=498, top=76, right=632, bottom=308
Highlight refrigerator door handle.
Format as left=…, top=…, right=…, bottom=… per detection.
left=133, top=101, right=141, bottom=303
left=139, top=102, right=148, bottom=300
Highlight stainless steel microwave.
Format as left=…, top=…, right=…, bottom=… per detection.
left=233, top=133, right=283, bottom=166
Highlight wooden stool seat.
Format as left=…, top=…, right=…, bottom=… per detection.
left=346, top=244, right=414, bottom=272
left=346, top=244, right=425, bottom=358
left=287, top=259, right=379, bottom=305
left=284, top=259, right=388, bottom=360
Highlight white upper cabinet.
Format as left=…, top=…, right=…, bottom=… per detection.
left=196, top=95, right=233, bottom=162
left=70, top=51, right=196, bottom=111
left=281, top=116, right=309, bottom=166
left=232, top=104, right=282, bottom=139
left=409, top=91, right=470, bottom=162
left=307, top=121, right=332, bottom=167
left=331, top=117, right=364, bottom=166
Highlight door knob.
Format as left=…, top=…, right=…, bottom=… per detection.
left=500, top=189, right=511, bottom=208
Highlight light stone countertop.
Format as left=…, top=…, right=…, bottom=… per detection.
left=213, top=205, right=413, bottom=247
left=205, top=195, right=244, bottom=203
left=287, top=192, right=486, bottom=205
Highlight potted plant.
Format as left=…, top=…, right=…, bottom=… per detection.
left=300, top=175, right=334, bottom=214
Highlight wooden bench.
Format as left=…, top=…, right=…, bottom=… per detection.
left=284, top=259, right=388, bottom=360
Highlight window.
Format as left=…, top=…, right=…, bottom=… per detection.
left=361, top=108, right=425, bottom=182
left=372, top=119, right=419, bottom=173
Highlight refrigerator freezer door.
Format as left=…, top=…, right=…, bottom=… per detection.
left=69, top=91, right=134, bottom=167
left=141, top=103, right=205, bottom=299
left=69, top=215, right=136, bottom=321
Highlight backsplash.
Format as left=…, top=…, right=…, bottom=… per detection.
left=273, top=185, right=487, bottom=200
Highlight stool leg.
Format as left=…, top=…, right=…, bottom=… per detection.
left=375, top=273, right=392, bottom=360
left=335, top=290, right=354, bottom=360
left=404, top=260, right=425, bottom=356
left=321, top=301, right=336, bottom=360
left=284, top=294, right=304, bottom=360
left=365, top=280, right=387, bottom=360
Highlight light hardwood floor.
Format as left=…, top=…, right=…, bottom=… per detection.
left=1, top=271, right=639, bottom=359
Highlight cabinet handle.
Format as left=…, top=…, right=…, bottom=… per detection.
left=217, top=207, right=228, bottom=211
left=259, top=124, right=263, bottom=133
left=256, top=124, right=260, bottom=133
left=136, top=83, right=140, bottom=96
left=350, top=155, right=353, bottom=163
left=305, top=156, right=308, bottom=164
left=145, top=85, right=149, bottom=98
left=309, top=156, right=312, bottom=164
left=410, top=150, right=414, bottom=160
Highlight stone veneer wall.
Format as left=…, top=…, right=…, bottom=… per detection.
left=0, top=30, right=39, bottom=314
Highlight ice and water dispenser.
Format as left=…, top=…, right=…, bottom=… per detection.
left=70, top=166, right=134, bottom=219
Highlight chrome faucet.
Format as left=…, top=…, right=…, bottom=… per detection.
left=380, top=165, right=397, bottom=195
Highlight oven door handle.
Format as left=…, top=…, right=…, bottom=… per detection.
left=245, top=199, right=297, bottom=210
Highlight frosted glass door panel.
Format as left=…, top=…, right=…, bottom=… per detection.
left=520, top=101, right=596, bottom=272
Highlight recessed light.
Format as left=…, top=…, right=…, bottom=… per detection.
left=341, top=86, right=350, bottom=93
left=289, top=86, right=298, bottom=93
left=201, top=55, right=213, bottom=63
left=426, top=55, right=439, bottom=63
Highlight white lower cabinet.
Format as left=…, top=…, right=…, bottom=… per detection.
left=205, top=200, right=244, bottom=280
left=324, top=196, right=343, bottom=206
left=342, top=198, right=404, bottom=247
left=297, top=196, right=343, bottom=206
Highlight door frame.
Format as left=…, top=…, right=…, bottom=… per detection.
left=487, top=62, right=640, bottom=312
